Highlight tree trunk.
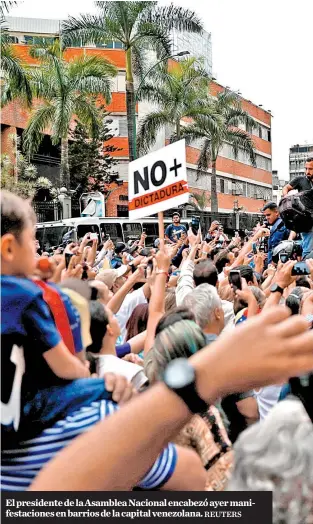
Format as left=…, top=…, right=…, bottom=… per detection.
left=60, top=138, right=70, bottom=189
left=176, top=120, right=181, bottom=141
left=210, top=160, right=218, bottom=218
left=125, top=47, right=136, bottom=161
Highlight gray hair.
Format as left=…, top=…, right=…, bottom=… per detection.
left=182, top=283, right=222, bottom=329
left=228, top=399, right=313, bottom=523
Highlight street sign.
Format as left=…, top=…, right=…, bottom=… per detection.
left=128, top=139, right=189, bottom=220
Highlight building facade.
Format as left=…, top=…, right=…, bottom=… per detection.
left=1, top=17, right=272, bottom=223
left=289, top=144, right=313, bottom=181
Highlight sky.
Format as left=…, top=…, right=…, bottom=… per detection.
left=7, top=0, right=313, bottom=180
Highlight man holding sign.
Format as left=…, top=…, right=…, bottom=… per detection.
left=128, top=140, right=190, bottom=224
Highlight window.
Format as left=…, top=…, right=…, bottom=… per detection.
left=100, top=223, right=123, bottom=243
left=77, top=224, right=100, bottom=241
left=259, top=127, right=262, bottom=139
left=122, top=223, right=142, bottom=242
left=220, top=179, right=225, bottom=193
left=267, top=130, right=271, bottom=142
left=142, top=222, right=159, bottom=245
left=119, top=195, right=128, bottom=201
left=8, top=36, right=19, bottom=43
left=114, top=41, right=124, bottom=49
left=105, top=41, right=114, bottom=48
left=24, top=35, right=33, bottom=44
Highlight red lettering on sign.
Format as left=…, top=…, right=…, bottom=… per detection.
left=129, top=180, right=189, bottom=211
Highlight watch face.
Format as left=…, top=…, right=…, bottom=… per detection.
left=163, top=359, right=195, bottom=389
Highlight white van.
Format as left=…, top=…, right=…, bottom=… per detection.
left=36, top=216, right=189, bottom=250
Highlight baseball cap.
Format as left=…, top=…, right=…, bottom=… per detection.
left=95, top=265, right=128, bottom=289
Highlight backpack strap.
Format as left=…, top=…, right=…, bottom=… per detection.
left=33, top=280, right=76, bottom=355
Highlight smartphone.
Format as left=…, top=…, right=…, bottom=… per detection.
left=145, top=259, right=154, bottom=278
left=191, top=215, right=200, bottom=235
left=252, top=242, right=258, bottom=255
left=65, top=252, right=74, bottom=269
left=143, top=229, right=146, bottom=234
left=229, top=270, right=242, bottom=290
left=291, top=262, right=310, bottom=276
left=279, top=252, right=289, bottom=264
left=90, top=233, right=98, bottom=241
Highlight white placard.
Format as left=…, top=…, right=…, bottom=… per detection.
left=128, top=140, right=189, bottom=220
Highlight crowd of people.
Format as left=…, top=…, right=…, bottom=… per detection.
left=1, top=159, right=313, bottom=523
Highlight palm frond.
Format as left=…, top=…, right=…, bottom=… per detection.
left=68, top=55, right=117, bottom=102
left=225, top=128, right=256, bottom=166
left=131, top=43, right=146, bottom=81
left=74, top=95, right=101, bottom=139
left=137, top=110, right=172, bottom=154
left=197, top=138, right=212, bottom=175
left=23, top=104, right=55, bottom=156
left=1, top=41, right=32, bottom=105
left=62, top=14, right=112, bottom=47
left=144, top=4, right=203, bottom=34
left=0, top=1, right=17, bottom=18
left=190, top=192, right=208, bottom=210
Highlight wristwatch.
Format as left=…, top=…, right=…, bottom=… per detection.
left=270, top=283, right=284, bottom=294
left=163, top=358, right=208, bottom=414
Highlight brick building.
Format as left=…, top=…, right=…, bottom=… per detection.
left=1, top=17, right=272, bottom=222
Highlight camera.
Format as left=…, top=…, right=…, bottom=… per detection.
left=272, top=240, right=303, bottom=264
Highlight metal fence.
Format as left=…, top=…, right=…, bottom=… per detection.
left=32, top=201, right=62, bottom=223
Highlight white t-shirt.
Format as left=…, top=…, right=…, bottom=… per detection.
left=254, top=385, right=282, bottom=420
left=116, top=287, right=147, bottom=344
left=96, top=354, right=148, bottom=391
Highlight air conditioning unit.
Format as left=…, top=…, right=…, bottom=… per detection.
left=272, top=185, right=279, bottom=190
left=232, top=189, right=242, bottom=196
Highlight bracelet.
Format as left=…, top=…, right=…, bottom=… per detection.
left=156, top=270, right=168, bottom=275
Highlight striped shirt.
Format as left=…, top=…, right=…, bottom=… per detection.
left=1, top=400, right=177, bottom=491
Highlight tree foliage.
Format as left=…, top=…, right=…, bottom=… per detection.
left=69, top=117, right=119, bottom=196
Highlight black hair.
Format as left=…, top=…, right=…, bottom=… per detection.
left=236, top=265, right=254, bottom=285
left=172, top=212, right=180, bottom=218
left=295, top=276, right=311, bottom=289
left=1, top=190, right=36, bottom=240
left=155, top=307, right=195, bottom=336
left=286, top=287, right=306, bottom=315
left=306, top=157, right=313, bottom=163
left=214, top=249, right=231, bottom=274
left=262, top=202, right=278, bottom=212
left=193, top=260, right=218, bottom=287
left=87, top=301, right=109, bottom=354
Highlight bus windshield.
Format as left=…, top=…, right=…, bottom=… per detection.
left=36, top=226, right=73, bottom=250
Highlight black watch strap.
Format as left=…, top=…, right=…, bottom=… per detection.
left=163, top=359, right=208, bottom=414
left=173, top=383, right=208, bottom=414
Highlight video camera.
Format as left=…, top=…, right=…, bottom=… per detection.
left=272, top=240, right=303, bottom=265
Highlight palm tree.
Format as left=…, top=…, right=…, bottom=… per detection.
left=1, top=26, right=32, bottom=106
left=189, top=191, right=209, bottom=232
left=136, top=57, right=213, bottom=154
left=23, top=42, right=117, bottom=189
left=62, top=1, right=203, bottom=161
left=181, top=90, right=257, bottom=215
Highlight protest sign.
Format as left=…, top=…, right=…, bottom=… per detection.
left=128, top=140, right=189, bottom=220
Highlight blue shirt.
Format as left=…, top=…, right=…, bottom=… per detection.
left=1, top=276, right=61, bottom=440
left=165, top=223, right=187, bottom=242
left=1, top=400, right=177, bottom=491
left=268, top=217, right=290, bottom=263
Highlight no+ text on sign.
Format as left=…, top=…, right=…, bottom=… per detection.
left=128, top=140, right=189, bottom=220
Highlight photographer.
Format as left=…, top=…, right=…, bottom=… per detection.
left=282, top=157, right=313, bottom=258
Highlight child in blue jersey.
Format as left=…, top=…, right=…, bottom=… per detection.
left=0, top=191, right=106, bottom=445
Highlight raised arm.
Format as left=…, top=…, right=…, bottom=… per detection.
left=107, top=267, right=146, bottom=315
left=144, top=242, right=171, bottom=356
left=30, top=307, right=313, bottom=491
